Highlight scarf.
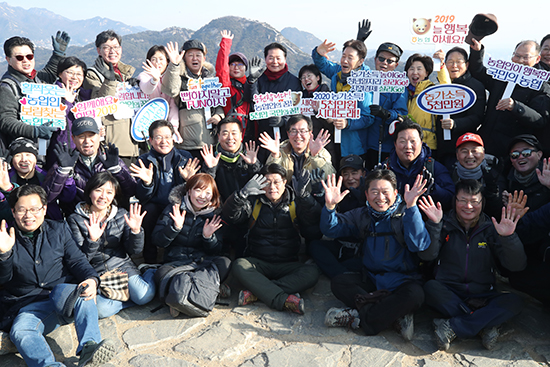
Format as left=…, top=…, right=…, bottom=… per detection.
left=183, top=193, right=216, bottom=217
left=264, top=64, right=288, bottom=81
left=216, top=143, right=241, bottom=164
left=514, top=168, right=537, bottom=186
left=27, top=70, right=37, bottom=79
left=366, top=194, right=402, bottom=221
left=456, top=162, right=484, bottom=180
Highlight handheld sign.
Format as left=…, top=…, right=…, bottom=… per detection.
left=312, top=91, right=364, bottom=144
left=130, top=98, right=169, bottom=142
left=250, top=90, right=301, bottom=136
left=486, top=58, right=550, bottom=100
left=348, top=70, right=408, bottom=106
left=417, top=84, right=477, bottom=140
left=115, top=82, right=148, bottom=119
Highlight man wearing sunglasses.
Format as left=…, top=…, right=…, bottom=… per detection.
left=0, top=32, right=71, bottom=151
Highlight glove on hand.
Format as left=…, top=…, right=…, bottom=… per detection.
left=240, top=174, right=268, bottom=198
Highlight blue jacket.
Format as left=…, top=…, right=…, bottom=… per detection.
left=321, top=199, right=433, bottom=291
left=312, top=47, right=374, bottom=156
left=387, top=144, right=455, bottom=210
left=366, top=90, right=408, bottom=153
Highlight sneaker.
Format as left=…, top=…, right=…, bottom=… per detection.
left=219, top=283, right=231, bottom=299
left=479, top=326, right=499, bottom=350
left=238, top=290, right=258, bottom=306
left=78, top=339, right=116, bottom=367
left=433, top=318, right=456, bottom=351
left=396, top=313, right=414, bottom=341
left=324, top=307, right=360, bottom=329
left=283, top=294, right=305, bottom=315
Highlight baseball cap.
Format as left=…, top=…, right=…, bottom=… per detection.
left=339, top=155, right=364, bottom=172
left=376, top=43, right=403, bottom=59
left=182, top=39, right=207, bottom=54
left=508, top=134, right=542, bottom=152
left=71, top=117, right=99, bottom=136
left=456, top=133, right=484, bottom=148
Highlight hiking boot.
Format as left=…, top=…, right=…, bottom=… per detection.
left=324, top=307, right=360, bottom=329
left=238, top=290, right=258, bottom=306
left=219, top=283, right=231, bottom=299
left=78, top=339, right=116, bottom=367
left=479, top=326, right=499, bottom=350
left=283, top=294, right=305, bottom=315
left=433, top=318, right=456, bottom=351
left=395, top=313, right=414, bottom=341
left=137, top=263, right=160, bottom=275
left=169, top=307, right=180, bottom=318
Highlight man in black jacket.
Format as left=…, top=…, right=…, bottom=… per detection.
left=223, top=163, right=321, bottom=314
left=0, top=185, right=115, bottom=367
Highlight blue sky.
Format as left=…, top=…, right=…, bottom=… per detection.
left=14, top=0, right=549, bottom=59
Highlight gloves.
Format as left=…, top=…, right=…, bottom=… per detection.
left=422, top=167, right=435, bottom=194
left=356, top=19, right=372, bottom=42
left=240, top=174, right=268, bottom=198
left=370, top=105, right=391, bottom=120
left=127, top=77, right=140, bottom=87
left=310, top=168, right=325, bottom=197
left=292, top=169, right=311, bottom=198
left=99, top=143, right=120, bottom=171
left=248, top=57, right=265, bottom=84
left=94, top=58, right=117, bottom=81
left=372, top=162, right=388, bottom=171
left=34, top=123, right=58, bottom=139
left=52, top=31, right=71, bottom=56
left=53, top=143, right=79, bottom=169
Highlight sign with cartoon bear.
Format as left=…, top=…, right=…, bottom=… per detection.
left=411, top=16, right=469, bottom=45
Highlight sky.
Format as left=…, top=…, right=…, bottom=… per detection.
left=13, top=0, right=549, bottom=59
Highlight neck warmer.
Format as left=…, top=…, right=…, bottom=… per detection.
left=183, top=193, right=216, bottom=217
left=456, top=162, right=484, bottom=180
left=216, top=143, right=241, bottom=164
left=514, top=168, right=537, bottom=185
left=264, top=64, right=288, bottom=81
left=366, top=194, right=402, bottom=221
left=27, top=69, right=37, bottom=79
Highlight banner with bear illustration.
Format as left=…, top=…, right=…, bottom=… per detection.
left=410, top=16, right=469, bottom=45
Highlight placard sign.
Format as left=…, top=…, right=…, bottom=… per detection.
left=19, top=82, right=67, bottom=128
left=180, top=77, right=231, bottom=110
left=410, top=15, right=468, bottom=45
left=249, top=90, right=301, bottom=120
left=299, top=98, right=317, bottom=116
left=417, top=84, right=477, bottom=140
left=71, top=96, right=119, bottom=119
left=313, top=91, right=364, bottom=143
left=130, top=98, right=169, bottom=142
left=348, top=70, right=409, bottom=104
left=486, top=58, right=550, bottom=99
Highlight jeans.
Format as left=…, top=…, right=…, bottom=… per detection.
left=96, top=269, right=157, bottom=319
left=10, top=284, right=101, bottom=367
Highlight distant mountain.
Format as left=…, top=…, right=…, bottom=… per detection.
left=281, top=27, right=322, bottom=55
left=0, top=2, right=146, bottom=47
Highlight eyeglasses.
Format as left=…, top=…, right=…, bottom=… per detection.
left=101, top=45, right=121, bottom=53
left=446, top=60, right=466, bottom=66
left=510, top=149, right=537, bottom=159
left=152, top=135, right=172, bottom=142
left=512, top=53, right=537, bottom=61
left=229, top=62, right=245, bottom=68
left=300, top=73, right=316, bottom=81
left=288, top=128, right=310, bottom=136
left=14, top=205, right=44, bottom=216
left=456, top=198, right=482, bottom=206
left=64, top=70, right=84, bottom=78
left=14, top=54, right=34, bottom=61
left=377, top=56, right=397, bottom=65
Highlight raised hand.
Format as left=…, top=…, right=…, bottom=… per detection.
left=240, top=174, right=268, bottom=198
left=404, top=174, right=428, bottom=208
left=492, top=205, right=520, bottom=237
left=321, top=174, right=349, bottom=210
left=418, top=195, right=443, bottom=223
left=200, top=145, right=221, bottom=169
left=166, top=41, right=184, bottom=65
left=422, top=167, right=435, bottom=194
left=62, top=83, right=78, bottom=103
left=124, top=203, right=147, bottom=234
left=317, top=39, right=336, bottom=59
left=507, top=190, right=529, bottom=220
left=99, top=143, right=120, bottom=170
left=142, top=59, right=162, bottom=82
left=221, top=30, right=234, bottom=39
left=536, top=158, right=550, bottom=188
left=203, top=215, right=223, bottom=238
left=309, top=129, right=330, bottom=157
left=0, top=220, right=15, bottom=254
left=433, top=49, right=445, bottom=63
left=52, top=30, right=70, bottom=55
left=53, top=143, right=79, bottom=169
left=240, top=141, right=259, bottom=165
left=292, top=169, right=311, bottom=198
left=178, top=158, right=201, bottom=181
left=85, top=211, right=107, bottom=242
left=169, top=204, right=186, bottom=230
left=130, top=160, right=154, bottom=186
left=470, top=38, right=482, bottom=52
left=356, top=19, right=372, bottom=42
left=248, top=57, right=265, bottom=84
left=0, top=161, right=13, bottom=192
left=259, top=131, right=280, bottom=156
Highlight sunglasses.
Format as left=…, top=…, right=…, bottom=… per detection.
left=14, top=54, right=34, bottom=61
left=377, top=56, right=397, bottom=65
left=510, top=149, right=537, bottom=159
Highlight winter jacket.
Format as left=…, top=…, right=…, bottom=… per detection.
left=506, top=162, right=550, bottom=213
left=469, top=46, right=550, bottom=159
left=84, top=57, right=138, bottom=158
left=266, top=140, right=336, bottom=181
left=43, top=148, right=136, bottom=216
left=162, top=61, right=224, bottom=151
left=223, top=186, right=322, bottom=262
left=204, top=143, right=262, bottom=202
left=435, top=71, right=486, bottom=158
left=0, top=53, right=63, bottom=149
left=431, top=211, right=526, bottom=295
left=516, top=201, right=550, bottom=261
left=0, top=220, right=98, bottom=331
left=366, top=90, right=408, bottom=153
left=68, top=203, right=144, bottom=277
left=387, top=143, right=455, bottom=210
left=152, top=184, right=223, bottom=263
left=312, top=47, right=374, bottom=156
left=138, top=71, right=180, bottom=130
left=135, top=148, right=193, bottom=206
left=407, top=67, right=451, bottom=151
left=321, top=200, right=441, bottom=291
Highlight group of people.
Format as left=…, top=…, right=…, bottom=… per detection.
left=0, top=19, right=550, bottom=367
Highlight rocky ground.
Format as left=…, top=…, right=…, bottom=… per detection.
left=1, top=276, right=549, bottom=367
